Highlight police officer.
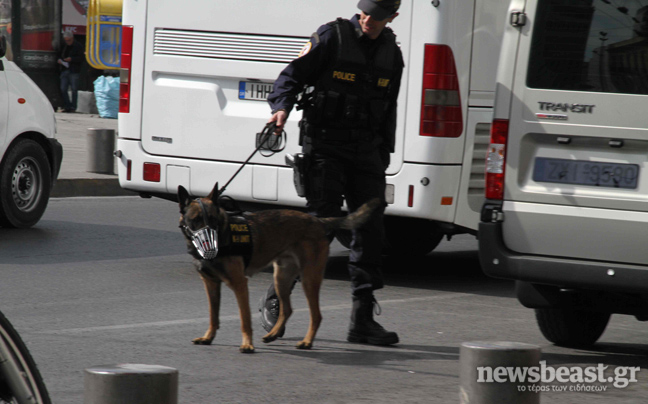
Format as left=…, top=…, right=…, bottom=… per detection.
left=260, top=0, right=404, bottom=345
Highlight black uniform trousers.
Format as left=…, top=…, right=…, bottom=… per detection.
left=303, top=136, right=386, bottom=296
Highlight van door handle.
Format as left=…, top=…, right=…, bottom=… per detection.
left=510, top=11, right=527, bottom=27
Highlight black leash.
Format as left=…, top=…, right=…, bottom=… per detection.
left=217, top=122, right=286, bottom=198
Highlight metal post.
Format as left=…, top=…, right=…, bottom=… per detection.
left=460, top=341, right=541, bottom=404
left=87, top=128, right=116, bottom=174
left=84, top=364, right=178, bottom=404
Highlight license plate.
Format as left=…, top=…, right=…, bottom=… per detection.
left=533, top=157, right=639, bottom=189
left=238, top=81, right=273, bottom=101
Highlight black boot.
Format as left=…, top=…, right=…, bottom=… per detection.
left=258, top=280, right=298, bottom=336
left=347, top=293, right=399, bottom=345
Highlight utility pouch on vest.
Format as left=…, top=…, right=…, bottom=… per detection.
left=298, top=119, right=314, bottom=146
left=285, top=153, right=309, bottom=198
left=323, top=91, right=340, bottom=121
left=344, top=94, right=358, bottom=121
left=306, top=92, right=327, bottom=125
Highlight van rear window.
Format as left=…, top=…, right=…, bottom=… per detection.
left=527, top=0, right=648, bottom=95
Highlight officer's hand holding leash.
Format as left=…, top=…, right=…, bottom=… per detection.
left=268, top=109, right=288, bottom=136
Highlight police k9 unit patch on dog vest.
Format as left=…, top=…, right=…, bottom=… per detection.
left=219, top=214, right=254, bottom=267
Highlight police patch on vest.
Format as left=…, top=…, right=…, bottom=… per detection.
left=377, top=78, right=390, bottom=87
left=229, top=222, right=251, bottom=244
left=332, top=70, right=356, bottom=82
left=218, top=215, right=254, bottom=267
left=299, top=41, right=312, bottom=57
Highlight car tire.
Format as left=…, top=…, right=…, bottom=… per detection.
left=0, top=140, right=52, bottom=228
left=535, top=307, right=610, bottom=347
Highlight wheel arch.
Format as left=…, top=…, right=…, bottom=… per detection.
left=3, top=132, right=61, bottom=186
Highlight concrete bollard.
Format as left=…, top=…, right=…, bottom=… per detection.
left=459, top=341, right=541, bottom=404
left=87, top=128, right=116, bottom=174
left=84, top=364, right=178, bottom=404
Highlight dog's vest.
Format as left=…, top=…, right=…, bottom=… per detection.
left=218, top=214, right=254, bottom=267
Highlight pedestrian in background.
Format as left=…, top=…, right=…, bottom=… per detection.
left=58, top=31, right=83, bottom=112
left=260, top=0, right=404, bottom=346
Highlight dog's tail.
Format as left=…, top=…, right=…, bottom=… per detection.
left=319, top=198, right=382, bottom=231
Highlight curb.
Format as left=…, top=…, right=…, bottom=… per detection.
left=51, top=178, right=136, bottom=198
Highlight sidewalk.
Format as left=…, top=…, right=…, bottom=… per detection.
left=50, top=111, right=135, bottom=198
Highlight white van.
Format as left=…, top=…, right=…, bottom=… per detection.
left=116, top=0, right=510, bottom=254
left=480, top=0, right=648, bottom=346
left=0, top=36, right=62, bottom=228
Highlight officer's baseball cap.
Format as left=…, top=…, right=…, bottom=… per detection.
left=357, top=0, right=400, bottom=21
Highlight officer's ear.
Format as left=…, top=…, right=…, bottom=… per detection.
left=387, top=12, right=399, bottom=23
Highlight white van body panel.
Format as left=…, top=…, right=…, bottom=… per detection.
left=503, top=201, right=648, bottom=264
left=118, top=0, right=511, bottom=235
left=2, top=60, right=56, bottom=150
left=117, top=0, right=147, bottom=142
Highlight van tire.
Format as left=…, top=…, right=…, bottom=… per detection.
left=383, top=216, right=443, bottom=256
left=535, top=308, right=610, bottom=347
left=0, top=140, right=52, bottom=228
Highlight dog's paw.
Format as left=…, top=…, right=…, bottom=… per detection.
left=296, top=341, right=313, bottom=350
left=239, top=344, right=255, bottom=353
left=261, top=333, right=278, bottom=344
left=192, top=337, right=213, bottom=345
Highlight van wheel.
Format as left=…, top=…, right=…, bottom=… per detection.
left=383, top=216, right=443, bottom=256
left=0, top=140, right=52, bottom=228
left=535, top=308, right=610, bottom=347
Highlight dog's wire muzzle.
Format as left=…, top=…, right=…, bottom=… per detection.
left=182, top=199, right=219, bottom=260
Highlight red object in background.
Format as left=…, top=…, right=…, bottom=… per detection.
left=21, top=31, right=54, bottom=51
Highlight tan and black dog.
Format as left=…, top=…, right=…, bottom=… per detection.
left=178, top=182, right=379, bottom=353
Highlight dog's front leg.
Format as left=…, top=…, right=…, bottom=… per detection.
left=193, top=274, right=222, bottom=345
left=224, top=257, right=255, bottom=353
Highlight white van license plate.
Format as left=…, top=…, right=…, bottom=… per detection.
left=238, top=81, right=273, bottom=101
left=533, top=157, right=639, bottom=189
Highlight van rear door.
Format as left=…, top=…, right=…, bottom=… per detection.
left=502, top=0, right=648, bottom=264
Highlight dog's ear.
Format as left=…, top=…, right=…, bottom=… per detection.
left=178, top=186, right=192, bottom=212
left=207, top=182, right=220, bottom=205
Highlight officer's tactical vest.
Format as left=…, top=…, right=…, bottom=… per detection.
left=303, top=18, right=398, bottom=132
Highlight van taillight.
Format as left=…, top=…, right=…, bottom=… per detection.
left=119, top=25, right=134, bottom=113
left=485, top=119, right=509, bottom=200
left=420, top=44, right=462, bottom=137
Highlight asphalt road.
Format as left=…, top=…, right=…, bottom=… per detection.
left=1, top=196, right=647, bottom=403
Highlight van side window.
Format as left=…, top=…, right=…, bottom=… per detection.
left=527, top=0, right=648, bottom=95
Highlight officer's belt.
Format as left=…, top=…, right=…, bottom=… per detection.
left=309, top=127, right=374, bottom=142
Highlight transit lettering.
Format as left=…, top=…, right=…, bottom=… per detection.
left=538, top=102, right=595, bottom=113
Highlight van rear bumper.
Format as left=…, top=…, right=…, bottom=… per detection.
left=478, top=221, right=648, bottom=294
